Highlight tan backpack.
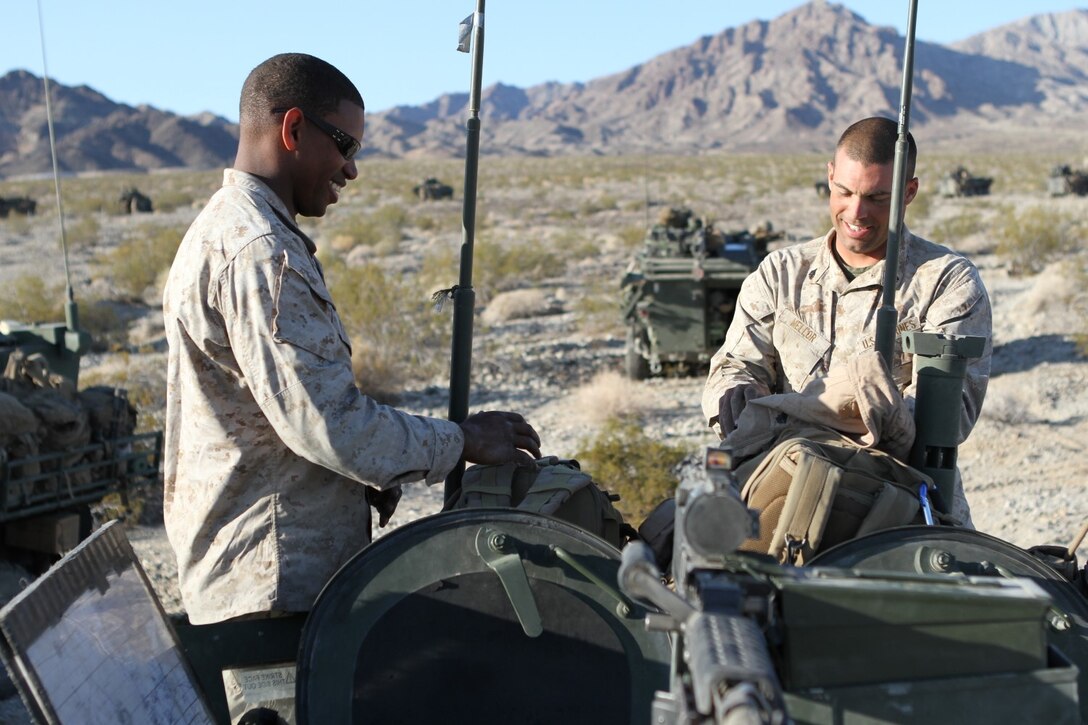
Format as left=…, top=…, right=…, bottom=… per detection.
left=735, top=431, right=945, bottom=565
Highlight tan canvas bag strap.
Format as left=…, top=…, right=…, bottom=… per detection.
left=769, top=449, right=843, bottom=565
left=458, top=463, right=516, bottom=508
left=517, top=461, right=589, bottom=516
left=855, top=481, right=924, bottom=537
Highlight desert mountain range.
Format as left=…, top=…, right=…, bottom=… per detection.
left=1, top=1, right=1086, bottom=178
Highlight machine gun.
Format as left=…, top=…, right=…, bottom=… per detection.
left=619, top=447, right=1084, bottom=724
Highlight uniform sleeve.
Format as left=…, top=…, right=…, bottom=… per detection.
left=701, top=262, right=780, bottom=434
left=216, top=239, right=464, bottom=489
left=905, top=259, right=992, bottom=444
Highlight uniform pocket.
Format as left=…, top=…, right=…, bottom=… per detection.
left=773, top=308, right=831, bottom=390
left=272, top=250, right=352, bottom=360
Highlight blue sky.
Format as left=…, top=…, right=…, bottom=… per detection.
left=2, top=1, right=1083, bottom=122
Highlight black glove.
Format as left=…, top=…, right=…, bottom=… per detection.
left=366, top=486, right=403, bottom=529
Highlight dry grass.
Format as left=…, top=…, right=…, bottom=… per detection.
left=481, top=288, right=554, bottom=326
left=568, top=371, right=649, bottom=426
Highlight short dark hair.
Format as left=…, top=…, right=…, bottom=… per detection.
left=835, top=117, right=916, bottom=178
left=239, top=53, right=364, bottom=128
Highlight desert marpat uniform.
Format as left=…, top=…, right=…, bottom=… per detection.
left=163, top=169, right=463, bottom=624
left=701, top=228, right=992, bottom=521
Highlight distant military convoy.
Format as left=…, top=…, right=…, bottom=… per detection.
left=810, top=161, right=1088, bottom=199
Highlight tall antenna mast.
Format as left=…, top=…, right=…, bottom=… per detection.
left=873, top=0, right=918, bottom=366
left=36, top=0, right=79, bottom=332
left=444, top=0, right=487, bottom=504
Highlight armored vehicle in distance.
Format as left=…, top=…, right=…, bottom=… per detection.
left=413, top=177, right=454, bottom=201
left=0, top=316, right=162, bottom=574
left=1048, top=165, right=1088, bottom=197
left=620, top=207, right=774, bottom=380
left=938, top=166, right=993, bottom=197
left=0, top=197, right=37, bottom=218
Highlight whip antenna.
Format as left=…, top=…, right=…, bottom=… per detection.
left=444, top=0, right=486, bottom=504
left=874, top=0, right=918, bottom=367
left=36, top=0, right=79, bottom=332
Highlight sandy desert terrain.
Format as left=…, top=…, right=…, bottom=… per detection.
left=1, top=152, right=1086, bottom=721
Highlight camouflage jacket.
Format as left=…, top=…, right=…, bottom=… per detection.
left=702, top=228, right=991, bottom=519
left=163, top=169, right=463, bottom=624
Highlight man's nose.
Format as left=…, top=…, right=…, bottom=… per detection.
left=343, top=157, right=359, bottom=181
left=844, top=194, right=868, bottom=220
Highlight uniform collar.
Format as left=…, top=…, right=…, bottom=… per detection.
left=812, top=226, right=913, bottom=292
left=222, top=168, right=317, bottom=255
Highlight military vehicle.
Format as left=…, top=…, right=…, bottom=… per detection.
left=119, top=187, right=153, bottom=213
left=0, top=197, right=37, bottom=218
left=1048, top=165, right=1088, bottom=197
left=0, top=309, right=163, bottom=576
left=937, top=165, right=993, bottom=197
left=413, top=177, right=454, bottom=201
left=620, top=207, right=777, bottom=380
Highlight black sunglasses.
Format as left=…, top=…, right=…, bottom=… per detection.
left=273, top=107, right=361, bottom=161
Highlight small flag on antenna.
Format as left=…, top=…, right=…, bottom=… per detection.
left=457, top=14, right=474, bottom=53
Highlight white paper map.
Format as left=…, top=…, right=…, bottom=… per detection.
left=0, top=521, right=212, bottom=724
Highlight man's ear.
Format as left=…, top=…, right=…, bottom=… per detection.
left=280, top=107, right=305, bottom=152
left=904, top=176, right=920, bottom=205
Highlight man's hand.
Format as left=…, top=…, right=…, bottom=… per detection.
left=460, top=411, right=542, bottom=466
left=717, top=383, right=770, bottom=434
left=366, top=486, right=402, bottom=528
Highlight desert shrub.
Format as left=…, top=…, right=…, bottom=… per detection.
left=64, top=194, right=112, bottom=215
left=324, top=259, right=448, bottom=399
left=618, top=224, right=646, bottom=248
left=809, top=210, right=831, bottom=239
left=421, top=238, right=564, bottom=304
left=994, top=205, right=1080, bottom=275
left=907, top=188, right=933, bottom=220
left=569, top=371, right=648, bottom=424
left=0, top=213, right=33, bottom=236
left=551, top=229, right=600, bottom=261
left=579, top=194, right=618, bottom=216
left=65, top=214, right=101, bottom=249
left=414, top=207, right=461, bottom=232
left=573, top=277, right=624, bottom=335
left=481, top=288, right=552, bottom=326
left=476, top=240, right=563, bottom=299
left=99, top=224, right=183, bottom=299
left=151, top=189, right=197, bottom=213
left=0, top=277, right=120, bottom=350
left=574, top=417, right=687, bottom=525
left=324, top=204, right=408, bottom=253
left=78, top=298, right=124, bottom=351
left=0, top=275, right=62, bottom=322
left=927, top=210, right=983, bottom=245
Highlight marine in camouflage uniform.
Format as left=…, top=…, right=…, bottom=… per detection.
left=702, top=118, right=991, bottom=524
left=163, top=54, right=538, bottom=625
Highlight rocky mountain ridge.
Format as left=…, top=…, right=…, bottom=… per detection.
left=2, top=1, right=1087, bottom=178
